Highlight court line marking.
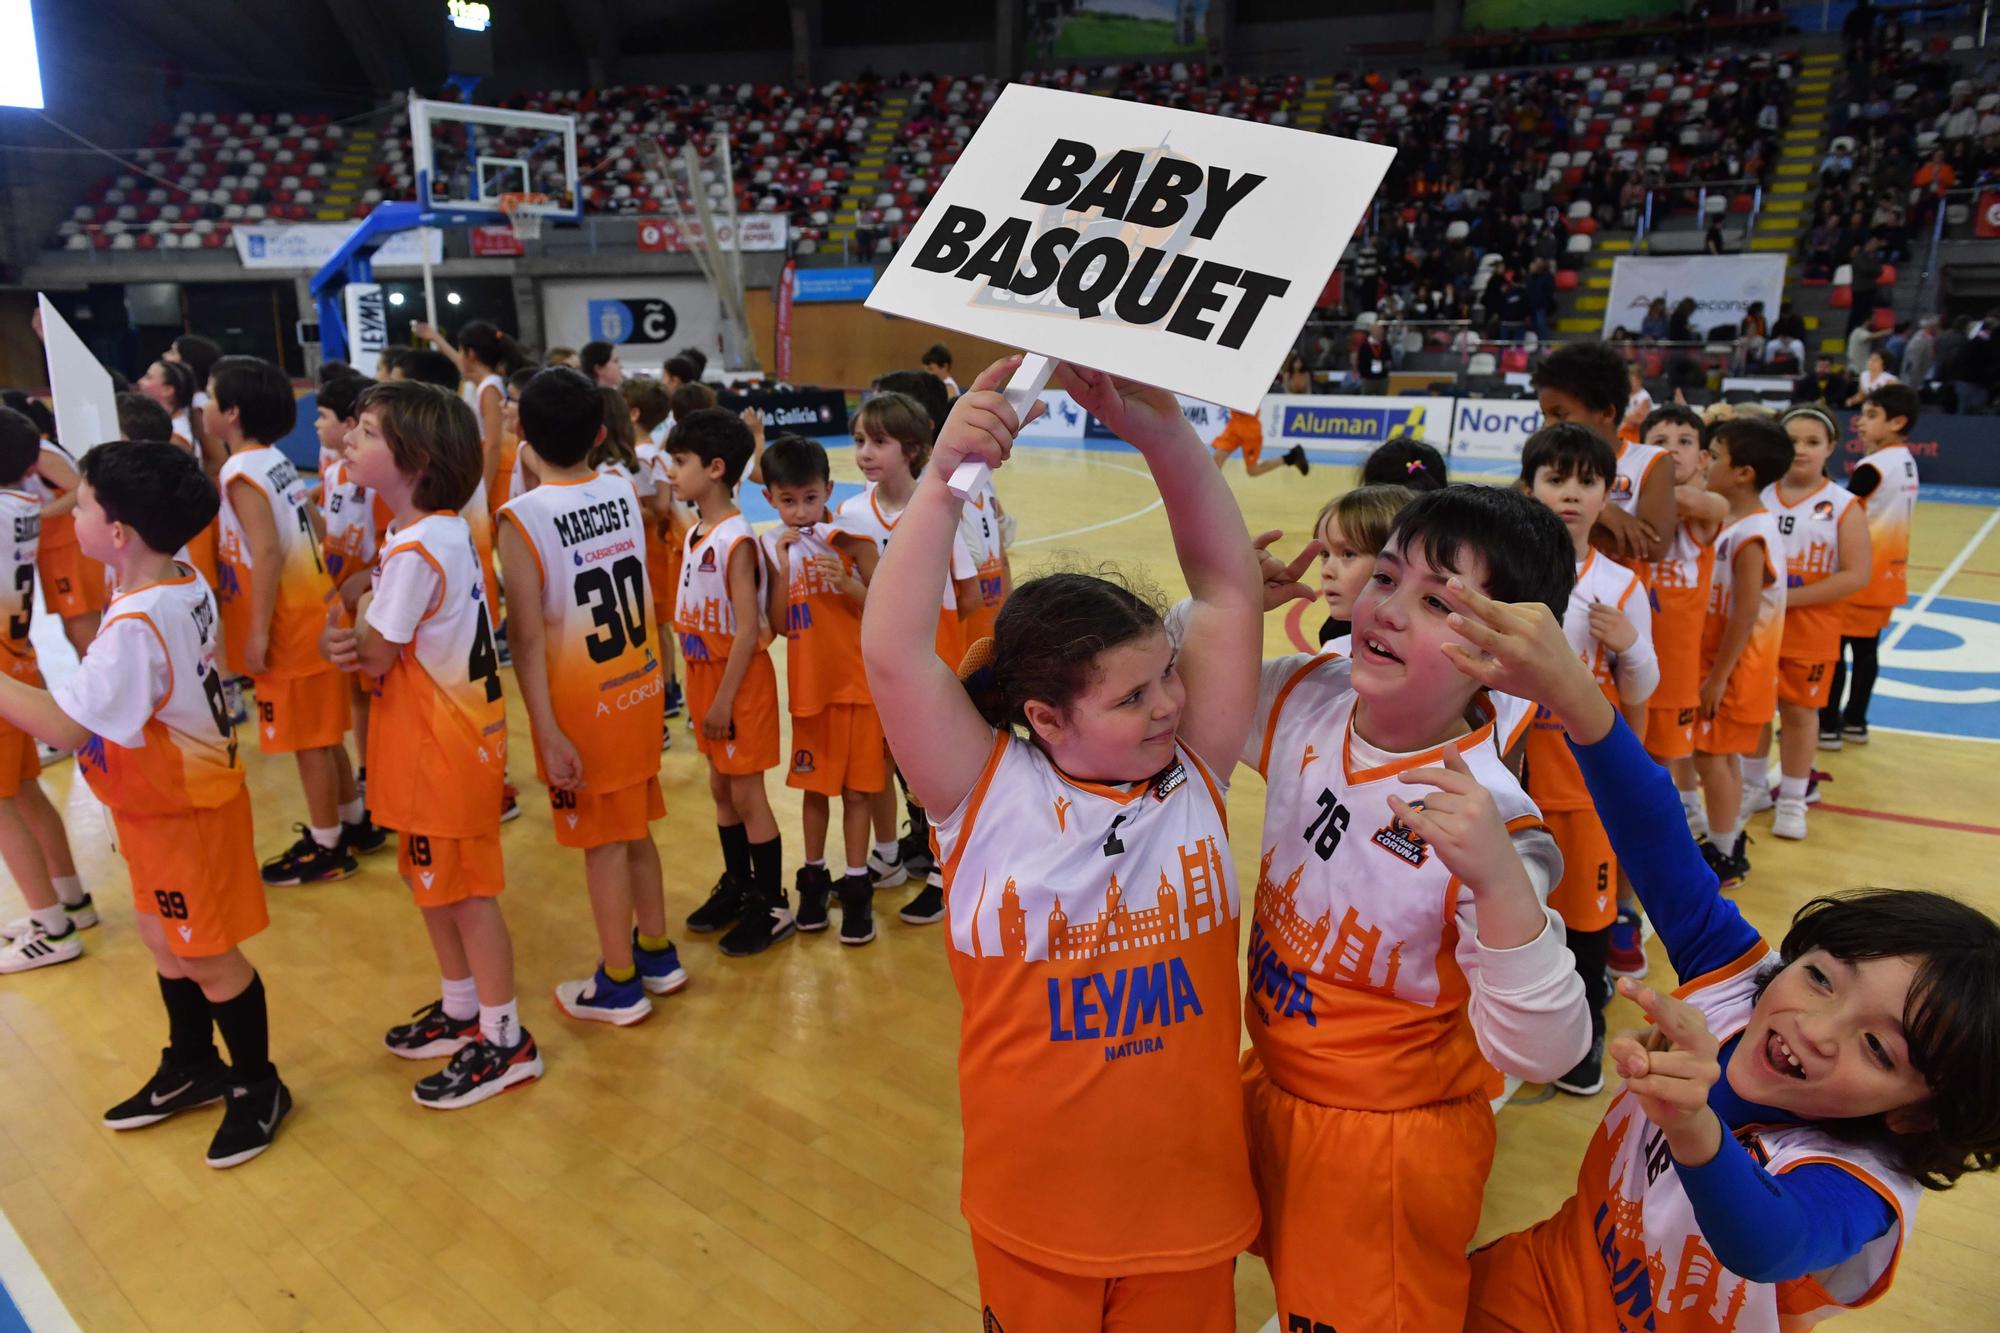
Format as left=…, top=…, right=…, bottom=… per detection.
left=1814, top=801, right=2000, bottom=838
left=0, top=1205, right=75, bottom=1332
left=1012, top=457, right=1165, bottom=548
left=1881, top=504, right=2000, bottom=654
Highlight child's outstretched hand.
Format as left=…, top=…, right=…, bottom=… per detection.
left=1437, top=576, right=1607, bottom=734
left=1610, top=977, right=1725, bottom=1165
left=1053, top=364, right=1191, bottom=454
left=740, top=406, right=766, bottom=446
left=1588, top=602, right=1638, bottom=653
left=1253, top=530, right=1324, bottom=613
left=932, top=356, right=1045, bottom=478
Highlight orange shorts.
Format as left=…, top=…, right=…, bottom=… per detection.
left=398, top=830, right=505, bottom=908
left=685, top=653, right=781, bottom=775
left=1778, top=657, right=1835, bottom=709
left=1244, top=1054, right=1495, bottom=1333
left=1544, top=808, right=1617, bottom=932
left=935, top=607, right=966, bottom=671
left=38, top=541, right=107, bottom=618
left=787, top=704, right=889, bottom=797
left=184, top=520, right=221, bottom=596
left=970, top=1232, right=1234, bottom=1333
left=1212, top=413, right=1264, bottom=467
left=1696, top=711, right=1764, bottom=757
left=550, top=776, right=664, bottom=850
left=0, top=721, right=41, bottom=799
left=250, top=667, right=353, bottom=754
left=1645, top=704, right=1697, bottom=760
left=117, top=788, right=269, bottom=957
left=1840, top=601, right=1894, bottom=636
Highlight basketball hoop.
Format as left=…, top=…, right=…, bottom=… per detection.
left=497, top=192, right=548, bottom=242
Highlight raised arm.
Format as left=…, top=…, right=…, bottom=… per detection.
left=1054, top=365, right=1262, bottom=776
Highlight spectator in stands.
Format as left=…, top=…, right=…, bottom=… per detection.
left=1704, top=218, right=1729, bottom=256
left=1935, top=316, right=1970, bottom=388
left=1806, top=208, right=1843, bottom=280
left=1902, top=315, right=1940, bottom=385
left=1848, top=350, right=1899, bottom=406
left=1668, top=298, right=1699, bottom=343
left=1641, top=299, right=1671, bottom=341
left=1353, top=327, right=1392, bottom=395
left=1494, top=272, right=1530, bottom=343
left=1794, top=354, right=1853, bottom=407
left=1526, top=259, right=1556, bottom=341
left=1764, top=330, right=1807, bottom=375
left=1819, top=144, right=1855, bottom=187
left=1939, top=94, right=1980, bottom=144
left=1848, top=236, right=1887, bottom=335
left=1950, top=314, right=1998, bottom=412
left=1731, top=301, right=1769, bottom=374
left=1913, top=150, right=1957, bottom=229
left=1280, top=353, right=1313, bottom=396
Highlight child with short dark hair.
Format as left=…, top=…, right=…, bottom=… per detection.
left=671, top=409, right=790, bottom=956
left=918, top=341, right=958, bottom=395
left=0, top=440, right=290, bottom=1164
left=1533, top=341, right=1673, bottom=564
left=1822, top=382, right=1921, bottom=746
left=394, top=349, right=461, bottom=390
left=760, top=434, right=884, bottom=944
left=580, top=340, right=623, bottom=387
left=115, top=391, right=174, bottom=444
left=662, top=355, right=701, bottom=395
left=317, top=369, right=389, bottom=804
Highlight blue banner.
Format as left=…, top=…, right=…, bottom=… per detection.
left=792, top=267, right=877, bottom=303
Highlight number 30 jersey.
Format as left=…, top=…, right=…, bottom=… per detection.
left=498, top=473, right=663, bottom=793
left=365, top=512, right=507, bottom=839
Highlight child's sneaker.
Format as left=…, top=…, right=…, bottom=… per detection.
left=499, top=782, right=523, bottom=823
left=1283, top=444, right=1311, bottom=475
left=899, top=873, right=946, bottom=925
left=0, top=920, right=82, bottom=973
left=102, top=1048, right=229, bottom=1129
left=342, top=813, right=389, bottom=856
left=1841, top=721, right=1869, bottom=744
left=1772, top=797, right=1809, bottom=841
left=260, top=827, right=359, bottom=886
left=866, top=848, right=909, bottom=889
left=898, top=802, right=936, bottom=874
left=838, top=873, right=876, bottom=946
left=719, top=884, right=796, bottom=957
left=554, top=968, right=653, bottom=1026
left=1817, top=724, right=1842, bottom=751
left=1805, top=768, right=1830, bottom=806
left=1607, top=906, right=1647, bottom=980
left=685, top=873, right=744, bottom=933
left=1553, top=1034, right=1605, bottom=1096
left=632, top=933, right=689, bottom=995
left=205, top=1073, right=292, bottom=1168
left=412, top=1032, right=543, bottom=1109
left=795, top=865, right=833, bottom=932
left=382, top=998, right=480, bottom=1060
left=663, top=681, right=684, bottom=718
left=1700, top=835, right=1749, bottom=891
left=1741, top=781, right=1774, bottom=816
left=1, top=894, right=97, bottom=942
left=660, top=717, right=673, bottom=752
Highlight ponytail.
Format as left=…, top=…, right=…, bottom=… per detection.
left=459, top=320, right=530, bottom=376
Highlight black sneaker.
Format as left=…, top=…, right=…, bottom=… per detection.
left=383, top=998, right=480, bottom=1060
left=1554, top=1034, right=1605, bottom=1096
left=663, top=681, right=684, bottom=718
left=1699, top=835, right=1749, bottom=891
left=899, top=874, right=946, bottom=925
left=685, top=873, right=745, bottom=933
left=413, top=1032, right=544, bottom=1110
left=1817, top=725, right=1843, bottom=751
left=719, top=885, right=797, bottom=957
left=1842, top=721, right=1869, bottom=744
left=205, top=1072, right=292, bottom=1168
left=260, top=826, right=359, bottom=886
left=1283, top=444, right=1311, bottom=476
left=839, top=873, right=876, bottom=946
left=898, top=805, right=936, bottom=875
left=795, top=865, right=833, bottom=932
left=342, top=813, right=389, bottom=856
left=103, top=1048, right=229, bottom=1129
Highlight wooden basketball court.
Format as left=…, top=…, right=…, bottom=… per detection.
left=0, top=439, right=1994, bottom=1330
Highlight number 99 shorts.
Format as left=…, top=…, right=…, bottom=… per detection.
left=114, top=788, right=270, bottom=957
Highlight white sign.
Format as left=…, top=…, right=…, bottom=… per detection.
left=636, top=215, right=790, bottom=254
left=1449, top=397, right=1544, bottom=460
left=344, top=283, right=389, bottom=378
left=864, top=83, right=1394, bottom=414
left=37, top=296, right=117, bottom=457
left=539, top=276, right=723, bottom=371
left=233, top=223, right=444, bottom=271
left=1601, top=254, right=1787, bottom=339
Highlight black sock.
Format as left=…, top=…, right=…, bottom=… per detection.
left=719, top=822, right=750, bottom=883
left=1570, top=927, right=1612, bottom=1041
left=159, top=973, right=218, bottom=1067
left=209, top=972, right=273, bottom=1084
left=750, top=835, right=783, bottom=904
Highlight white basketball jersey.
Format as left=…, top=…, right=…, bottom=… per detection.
left=1610, top=441, right=1666, bottom=515
left=674, top=512, right=766, bottom=663
left=1763, top=478, right=1857, bottom=585
left=837, top=482, right=973, bottom=612
left=218, top=444, right=319, bottom=578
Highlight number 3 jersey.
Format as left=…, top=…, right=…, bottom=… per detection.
left=53, top=569, right=242, bottom=816
left=217, top=442, right=338, bottom=679
left=1246, top=654, right=1577, bottom=1109
left=930, top=730, right=1258, bottom=1277
left=0, top=488, right=41, bottom=688
left=498, top=473, right=664, bottom=793
left=366, top=512, right=507, bottom=839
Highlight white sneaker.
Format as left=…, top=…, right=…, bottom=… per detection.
left=0, top=922, right=83, bottom=973
left=1742, top=781, right=1775, bottom=815
left=1772, top=798, right=1808, bottom=841
left=0, top=896, right=98, bottom=942
left=866, top=849, right=909, bottom=888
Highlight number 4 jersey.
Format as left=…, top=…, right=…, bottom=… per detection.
left=498, top=473, right=664, bottom=794
left=366, top=512, right=508, bottom=839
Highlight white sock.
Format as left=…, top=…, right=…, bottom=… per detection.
left=927, top=870, right=943, bottom=888
left=309, top=824, right=341, bottom=849
left=1741, top=754, right=1770, bottom=789
left=480, top=998, right=522, bottom=1049
left=1778, top=775, right=1809, bottom=801
left=805, top=856, right=826, bottom=869
left=439, top=975, right=478, bottom=1021
left=873, top=840, right=899, bottom=862
left=338, top=797, right=365, bottom=825
left=1724, top=818, right=1745, bottom=845
left=51, top=874, right=84, bottom=907
left=29, top=904, right=68, bottom=936
left=1681, top=790, right=1709, bottom=836
left=845, top=865, right=867, bottom=880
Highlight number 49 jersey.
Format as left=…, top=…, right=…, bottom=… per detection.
left=498, top=473, right=663, bottom=793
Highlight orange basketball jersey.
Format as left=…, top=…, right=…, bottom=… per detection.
left=760, top=519, right=871, bottom=717
left=320, top=457, right=391, bottom=588
left=216, top=443, right=338, bottom=679
left=959, top=478, right=1008, bottom=643
left=365, top=513, right=508, bottom=838
left=1647, top=518, right=1716, bottom=714
left=498, top=472, right=665, bottom=793
left=1609, top=440, right=1668, bottom=581
left=460, top=479, right=503, bottom=618
left=55, top=569, right=243, bottom=816
left=1763, top=478, right=1858, bottom=664
left=1526, top=553, right=1651, bottom=813
left=1701, top=510, right=1786, bottom=724
left=33, top=440, right=81, bottom=554
left=673, top=512, right=767, bottom=670
left=933, top=730, right=1256, bottom=1277
left=1847, top=444, right=1919, bottom=613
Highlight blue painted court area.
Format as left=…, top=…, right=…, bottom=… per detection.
left=0, top=1279, right=31, bottom=1333
left=1875, top=595, right=2000, bottom=742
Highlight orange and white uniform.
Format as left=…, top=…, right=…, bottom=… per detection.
left=1697, top=510, right=1785, bottom=756
left=1526, top=553, right=1656, bottom=934
left=56, top=569, right=266, bottom=957
left=762, top=517, right=885, bottom=798
left=642, top=445, right=687, bottom=632
left=1242, top=653, right=1585, bottom=1332
left=837, top=482, right=975, bottom=669
left=217, top=443, right=350, bottom=753
left=366, top=513, right=509, bottom=904
left=1212, top=408, right=1264, bottom=466
left=460, top=479, right=504, bottom=620
left=1609, top=440, right=1669, bottom=582
left=674, top=512, right=779, bottom=775
left=932, top=729, right=1254, bottom=1329
left=1764, top=479, right=1859, bottom=710
left=1468, top=944, right=1924, bottom=1333
left=958, top=477, right=1008, bottom=645
left=321, top=457, right=391, bottom=591
left=460, top=373, right=508, bottom=506
left=1645, top=518, right=1717, bottom=760
left=499, top=473, right=666, bottom=848
left=33, top=440, right=108, bottom=620
left=1841, top=444, right=1919, bottom=637
left=0, top=489, right=44, bottom=796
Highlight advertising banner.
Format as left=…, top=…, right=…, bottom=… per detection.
left=1601, top=254, right=1786, bottom=339
left=234, top=223, right=442, bottom=270
left=540, top=276, right=722, bottom=369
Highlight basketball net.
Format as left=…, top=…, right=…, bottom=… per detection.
left=498, top=191, right=548, bottom=242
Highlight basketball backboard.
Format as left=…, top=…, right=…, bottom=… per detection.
left=408, top=96, right=580, bottom=221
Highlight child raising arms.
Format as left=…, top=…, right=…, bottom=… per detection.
left=861, top=357, right=1264, bottom=1331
